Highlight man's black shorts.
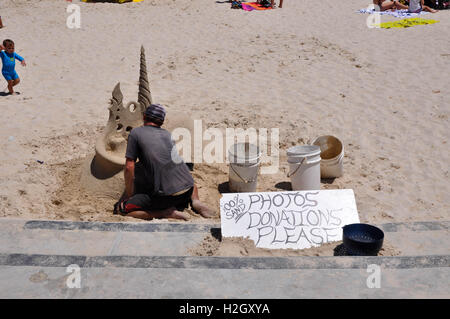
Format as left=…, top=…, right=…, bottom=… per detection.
left=121, top=187, right=193, bottom=214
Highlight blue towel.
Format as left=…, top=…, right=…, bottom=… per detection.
left=358, top=8, right=429, bottom=18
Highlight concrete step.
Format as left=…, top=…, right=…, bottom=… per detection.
left=0, top=219, right=448, bottom=257
left=0, top=219, right=214, bottom=257
left=0, top=262, right=449, bottom=298
left=0, top=218, right=449, bottom=298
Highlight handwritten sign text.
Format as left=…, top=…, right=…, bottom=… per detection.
left=220, top=190, right=360, bottom=249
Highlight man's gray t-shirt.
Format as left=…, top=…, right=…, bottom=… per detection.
left=125, top=125, right=194, bottom=196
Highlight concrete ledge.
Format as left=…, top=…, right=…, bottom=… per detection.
left=1, top=266, right=449, bottom=298
left=380, top=221, right=450, bottom=232
left=21, top=219, right=450, bottom=233
left=23, top=220, right=220, bottom=233
left=2, top=254, right=86, bottom=268
left=0, top=253, right=448, bottom=269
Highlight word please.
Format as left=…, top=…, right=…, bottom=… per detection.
left=254, top=223, right=340, bottom=246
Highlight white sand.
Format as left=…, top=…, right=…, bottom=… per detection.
left=0, top=0, right=449, bottom=227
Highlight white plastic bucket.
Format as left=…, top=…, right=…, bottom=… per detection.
left=312, top=135, right=344, bottom=178
left=287, top=145, right=321, bottom=191
left=228, top=143, right=261, bottom=192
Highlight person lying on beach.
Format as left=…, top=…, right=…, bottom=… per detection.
left=114, top=103, right=216, bottom=221
left=409, top=0, right=438, bottom=12
left=258, top=0, right=275, bottom=8
left=0, top=39, right=26, bottom=95
left=373, top=0, right=409, bottom=10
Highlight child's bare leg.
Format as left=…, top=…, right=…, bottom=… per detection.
left=7, top=80, right=14, bottom=94
left=380, top=1, right=408, bottom=10
left=7, top=79, right=20, bottom=94
left=379, top=1, right=394, bottom=11
left=423, top=5, right=438, bottom=12
left=394, top=1, right=409, bottom=9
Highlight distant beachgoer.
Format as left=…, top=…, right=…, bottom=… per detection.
left=409, top=0, right=438, bottom=12
left=0, top=39, right=26, bottom=95
left=0, top=16, right=4, bottom=28
left=115, top=103, right=216, bottom=221
left=373, top=0, right=409, bottom=10
left=258, top=0, right=274, bottom=8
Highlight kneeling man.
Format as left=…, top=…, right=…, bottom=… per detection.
left=116, top=104, right=215, bottom=221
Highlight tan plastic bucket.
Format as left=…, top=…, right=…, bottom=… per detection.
left=312, top=135, right=344, bottom=178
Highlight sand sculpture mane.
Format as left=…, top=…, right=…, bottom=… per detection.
left=82, top=46, right=198, bottom=198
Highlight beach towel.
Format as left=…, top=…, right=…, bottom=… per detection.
left=358, top=8, right=428, bottom=18
left=242, top=2, right=274, bottom=11
left=377, top=17, right=439, bottom=28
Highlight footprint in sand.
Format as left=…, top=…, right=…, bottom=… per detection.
left=29, top=270, right=49, bottom=283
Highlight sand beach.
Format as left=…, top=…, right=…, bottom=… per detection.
left=0, top=0, right=449, bottom=255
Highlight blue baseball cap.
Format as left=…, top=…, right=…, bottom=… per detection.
left=144, top=104, right=166, bottom=122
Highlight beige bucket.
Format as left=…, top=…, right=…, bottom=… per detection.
left=228, top=142, right=261, bottom=193
left=312, top=135, right=344, bottom=178
left=287, top=145, right=321, bottom=191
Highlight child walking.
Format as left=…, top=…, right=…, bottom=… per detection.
left=0, top=39, right=26, bottom=95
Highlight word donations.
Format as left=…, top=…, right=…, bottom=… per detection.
left=220, top=189, right=360, bottom=250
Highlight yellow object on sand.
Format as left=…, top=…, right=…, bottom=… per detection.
left=81, top=0, right=143, bottom=3
left=377, top=18, right=439, bottom=29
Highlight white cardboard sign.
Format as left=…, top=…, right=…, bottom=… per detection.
left=220, top=189, right=360, bottom=250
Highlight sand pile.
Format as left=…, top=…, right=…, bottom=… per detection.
left=189, top=232, right=401, bottom=257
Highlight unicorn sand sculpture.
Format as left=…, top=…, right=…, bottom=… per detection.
left=80, top=46, right=200, bottom=199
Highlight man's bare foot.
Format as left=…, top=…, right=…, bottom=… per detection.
left=160, top=207, right=190, bottom=220
left=191, top=199, right=216, bottom=218
left=164, top=208, right=190, bottom=221
left=120, top=205, right=190, bottom=221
